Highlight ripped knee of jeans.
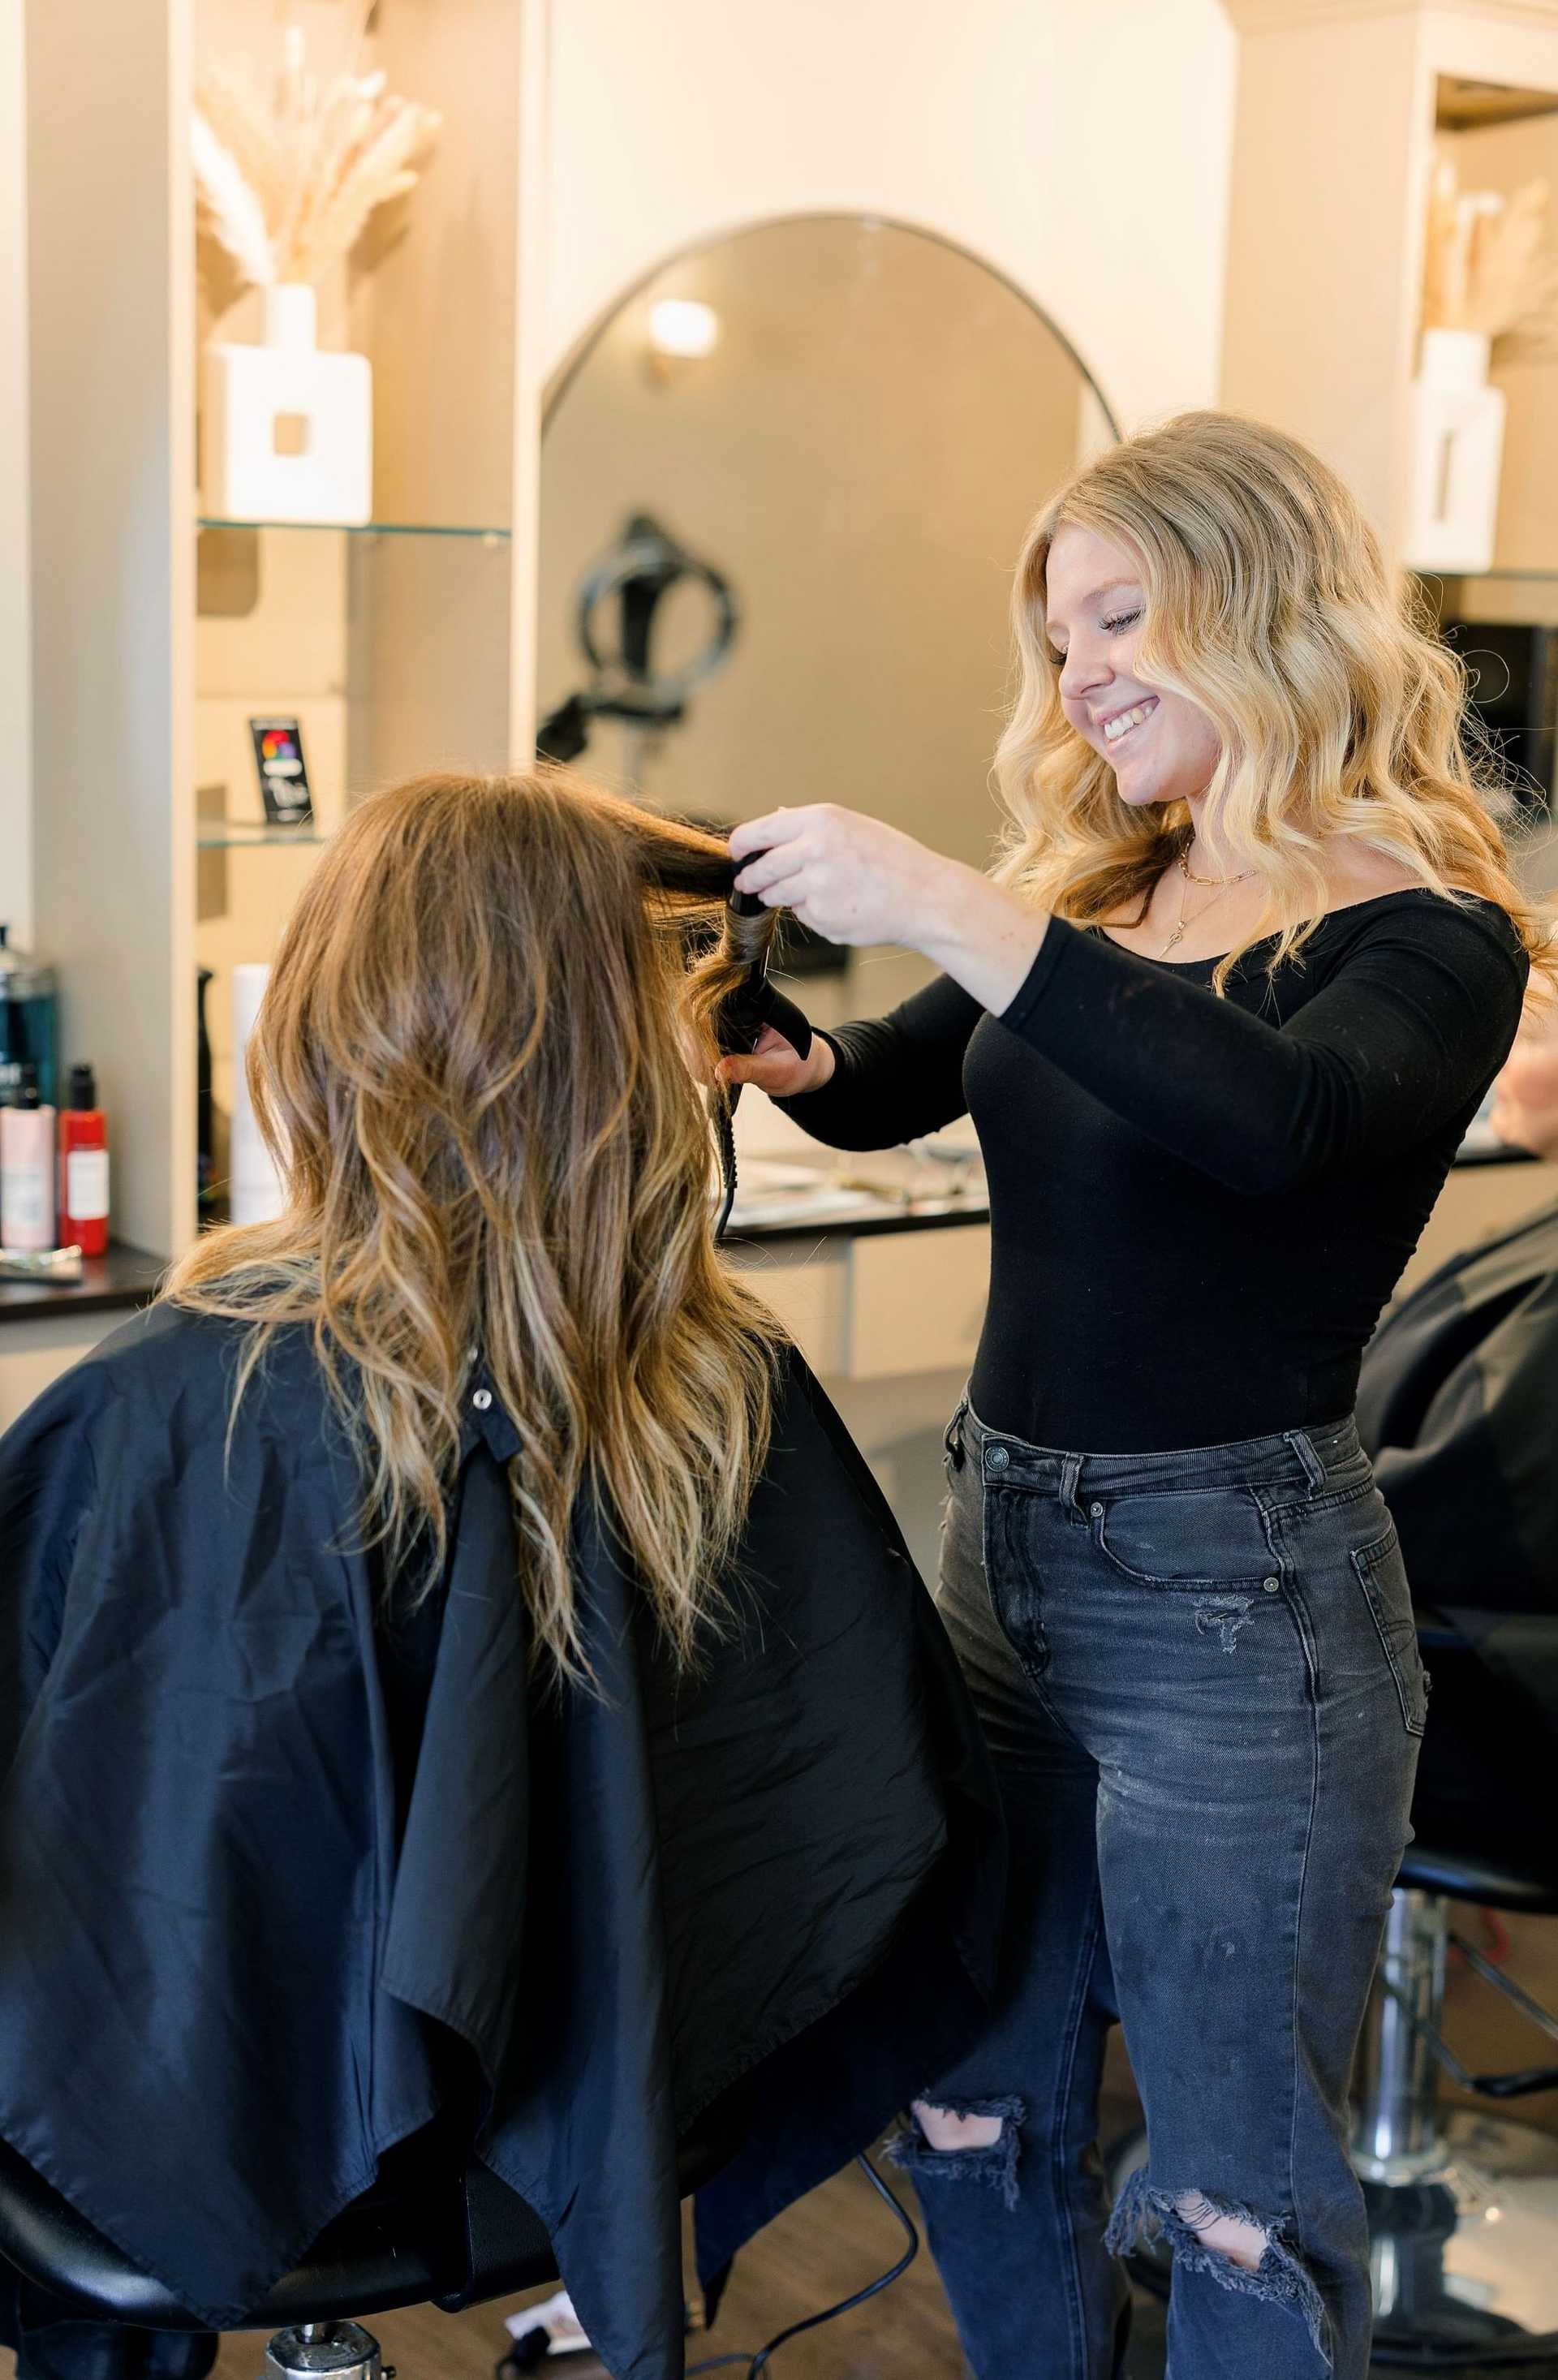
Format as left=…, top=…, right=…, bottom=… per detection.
left=890, top=2094, right=1026, bottom=2212
left=1105, top=2170, right=1331, bottom=2368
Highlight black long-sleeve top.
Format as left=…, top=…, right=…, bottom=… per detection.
left=777, top=891, right=1529, bottom=1453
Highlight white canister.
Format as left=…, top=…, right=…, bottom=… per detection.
left=230, top=964, right=286, bottom=1225
left=1402, top=329, right=1507, bottom=576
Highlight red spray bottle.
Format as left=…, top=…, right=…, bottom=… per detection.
left=58, top=1064, right=110, bottom=1256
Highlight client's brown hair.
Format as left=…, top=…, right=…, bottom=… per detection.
left=166, top=768, right=785, bottom=1678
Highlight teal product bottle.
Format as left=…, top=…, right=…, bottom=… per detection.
left=0, top=927, right=58, bottom=1109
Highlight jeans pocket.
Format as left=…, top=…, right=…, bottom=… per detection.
left=1089, top=1483, right=1276, bottom=1590
left=1351, top=1522, right=1427, bottom=1737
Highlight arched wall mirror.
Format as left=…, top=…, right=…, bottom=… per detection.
left=538, top=213, right=1117, bottom=1014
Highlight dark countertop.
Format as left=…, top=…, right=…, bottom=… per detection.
left=723, top=1190, right=992, bottom=1250
left=0, top=1139, right=1544, bottom=1328
left=0, top=1242, right=166, bottom=1325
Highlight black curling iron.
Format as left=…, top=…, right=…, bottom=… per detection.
left=711, top=873, right=814, bottom=1245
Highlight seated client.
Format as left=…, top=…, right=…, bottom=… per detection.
left=0, top=771, right=1001, bottom=2380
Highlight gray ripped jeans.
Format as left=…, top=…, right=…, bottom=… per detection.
left=897, top=1396, right=1423, bottom=2379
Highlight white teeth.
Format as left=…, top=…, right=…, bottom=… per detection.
left=1103, top=699, right=1156, bottom=743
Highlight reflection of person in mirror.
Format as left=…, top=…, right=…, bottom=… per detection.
left=720, top=411, right=1553, bottom=2380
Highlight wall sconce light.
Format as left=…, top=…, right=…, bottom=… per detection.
left=646, top=299, right=720, bottom=381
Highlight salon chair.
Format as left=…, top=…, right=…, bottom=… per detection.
left=1353, top=1615, right=1558, bottom=2369
left=0, top=2120, right=738, bottom=2380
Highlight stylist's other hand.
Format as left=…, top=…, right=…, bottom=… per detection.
left=717, top=1024, right=835, bottom=1099
left=730, top=804, right=953, bottom=949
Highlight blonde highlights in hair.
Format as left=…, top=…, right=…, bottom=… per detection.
left=995, top=410, right=1555, bottom=992
left=166, top=769, right=785, bottom=1680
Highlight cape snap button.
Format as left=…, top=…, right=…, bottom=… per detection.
left=471, top=1388, right=493, bottom=1411
left=986, top=1444, right=1010, bottom=1472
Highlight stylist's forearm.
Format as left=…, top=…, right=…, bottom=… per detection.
left=915, top=863, right=1049, bottom=1016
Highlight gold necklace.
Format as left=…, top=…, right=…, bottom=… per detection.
left=1180, top=840, right=1255, bottom=889
left=1159, top=848, right=1252, bottom=958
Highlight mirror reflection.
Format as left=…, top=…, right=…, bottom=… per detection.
left=539, top=213, right=1116, bottom=1011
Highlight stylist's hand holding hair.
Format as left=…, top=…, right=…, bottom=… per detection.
left=720, top=806, right=1048, bottom=1095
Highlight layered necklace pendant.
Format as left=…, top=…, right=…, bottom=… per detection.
left=1158, top=844, right=1255, bottom=960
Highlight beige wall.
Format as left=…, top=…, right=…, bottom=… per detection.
left=0, top=3, right=29, bottom=952
left=541, top=0, right=1238, bottom=429
left=28, top=0, right=196, bottom=1255
left=1222, top=7, right=1430, bottom=550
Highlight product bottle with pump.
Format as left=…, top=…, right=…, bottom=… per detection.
left=1, top=1066, right=58, bottom=1252
left=58, top=1065, right=110, bottom=1256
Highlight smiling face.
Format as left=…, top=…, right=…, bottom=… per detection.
left=1043, top=524, right=1221, bottom=810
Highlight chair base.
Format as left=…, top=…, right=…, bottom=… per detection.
left=264, top=2323, right=383, bottom=2380
left=1108, top=2115, right=1558, bottom=2369
left=1365, top=2108, right=1558, bottom=2369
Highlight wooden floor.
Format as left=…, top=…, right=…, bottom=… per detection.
left=1, top=1911, right=1552, bottom=2380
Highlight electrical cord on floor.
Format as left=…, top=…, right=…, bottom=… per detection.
left=686, top=2151, right=919, bottom=2378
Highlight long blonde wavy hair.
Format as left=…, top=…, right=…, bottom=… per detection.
left=166, top=768, right=785, bottom=1679
left=996, top=410, right=1555, bottom=992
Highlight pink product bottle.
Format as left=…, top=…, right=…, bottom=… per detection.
left=0, top=1065, right=57, bottom=1252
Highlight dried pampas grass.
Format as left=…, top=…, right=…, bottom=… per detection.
left=1421, top=153, right=1558, bottom=345
left=192, top=26, right=440, bottom=300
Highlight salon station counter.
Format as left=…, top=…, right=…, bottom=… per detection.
left=0, top=1141, right=1552, bottom=1570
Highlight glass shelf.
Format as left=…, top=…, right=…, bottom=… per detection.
left=197, top=821, right=328, bottom=849
left=197, top=515, right=510, bottom=541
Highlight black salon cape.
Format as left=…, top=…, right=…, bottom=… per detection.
left=0, top=1306, right=1002, bottom=2378
left=1357, top=1193, right=1558, bottom=1747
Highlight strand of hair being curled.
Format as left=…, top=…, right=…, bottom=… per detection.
left=166, top=768, right=786, bottom=1681
left=994, top=411, right=1556, bottom=996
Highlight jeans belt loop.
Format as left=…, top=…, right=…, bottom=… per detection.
left=1060, top=1453, right=1084, bottom=1516
left=1285, top=1427, right=1327, bottom=1497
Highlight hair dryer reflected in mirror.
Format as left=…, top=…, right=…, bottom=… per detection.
left=536, top=512, right=738, bottom=771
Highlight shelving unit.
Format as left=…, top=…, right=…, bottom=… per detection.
left=25, top=0, right=548, bottom=1263
left=197, top=519, right=513, bottom=541
left=196, top=824, right=328, bottom=850
left=1222, top=2, right=1558, bottom=567
left=193, top=500, right=523, bottom=1186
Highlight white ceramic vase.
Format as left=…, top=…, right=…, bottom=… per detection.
left=200, top=282, right=372, bottom=526
left=1402, top=328, right=1505, bottom=575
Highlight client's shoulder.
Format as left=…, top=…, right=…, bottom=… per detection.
left=80, top=1298, right=241, bottom=1392
left=64, top=1300, right=321, bottom=1439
